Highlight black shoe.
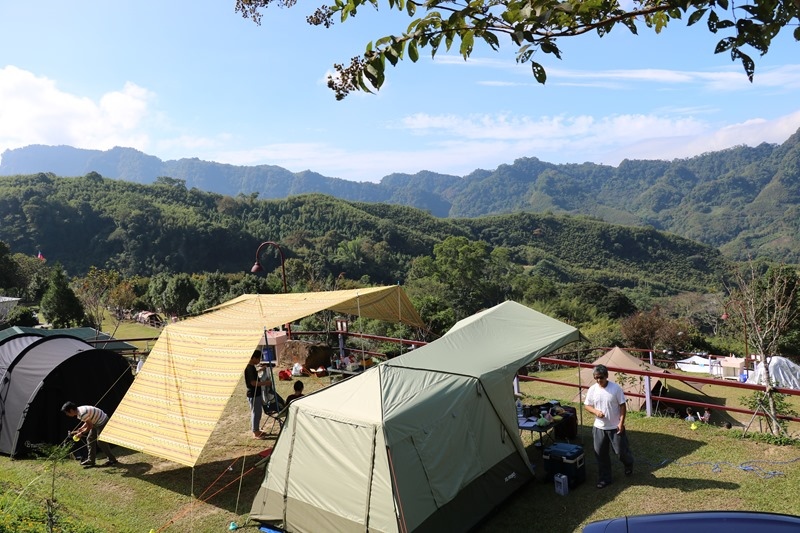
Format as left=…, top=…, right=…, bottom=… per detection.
left=101, top=459, right=118, bottom=467
left=80, top=459, right=96, bottom=468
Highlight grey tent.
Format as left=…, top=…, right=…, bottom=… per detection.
left=0, top=334, right=134, bottom=457
left=250, top=301, right=583, bottom=532
left=0, top=326, right=138, bottom=353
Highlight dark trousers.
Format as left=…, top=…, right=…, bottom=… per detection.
left=592, top=426, right=633, bottom=483
left=87, top=423, right=116, bottom=463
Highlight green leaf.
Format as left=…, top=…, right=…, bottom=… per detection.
left=733, top=49, right=755, bottom=81
left=738, top=4, right=758, bottom=16
left=408, top=40, right=419, bottom=62
left=460, top=31, right=475, bottom=57
left=653, top=11, right=668, bottom=33
left=716, top=0, right=729, bottom=9
left=430, top=34, right=443, bottom=57
left=531, top=61, right=547, bottom=84
left=445, top=31, right=454, bottom=51
left=384, top=47, right=399, bottom=66
left=795, top=26, right=800, bottom=41
left=482, top=31, right=499, bottom=50
left=687, top=9, right=706, bottom=26
left=539, top=41, right=561, bottom=59
left=707, top=10, right=719, bottom=33
left=391, top=40, right=404, bottom=60
left=356, top=73, right=374, bottom=94
left=621, top=18, right=638, bottom=34
left=714, top=37, right=735, bottom=53
left=406, top=1, right=416, bottom=16
left=364, top=57, right=386, bottom=89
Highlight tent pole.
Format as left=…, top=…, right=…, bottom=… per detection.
left=357, top=295, right=367, bottom=369
left=644, top=350, right=654, bottom=417
left=577, top=350, right=584, bottom=431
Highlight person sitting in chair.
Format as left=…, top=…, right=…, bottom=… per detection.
left=286, top=380, right=305, bottom=404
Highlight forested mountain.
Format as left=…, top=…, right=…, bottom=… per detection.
left=0, top=173, right=728, bottom=297
left=2, top=128, right=799, bottom=263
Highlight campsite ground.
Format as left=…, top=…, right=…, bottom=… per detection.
left=1, top=367, right=800, bottom=532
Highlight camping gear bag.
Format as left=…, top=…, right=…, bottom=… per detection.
left=554, top=405, right=578, bottom=440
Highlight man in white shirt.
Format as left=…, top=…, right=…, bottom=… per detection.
left=61, top=401, right=118, bottom=468
left=584, top=364, right=634, bottom=488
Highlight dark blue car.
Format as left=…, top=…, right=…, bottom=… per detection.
left=583, top=511, right=800, bottom=532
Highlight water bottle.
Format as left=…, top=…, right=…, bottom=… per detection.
left=516, top=399, right=523, bottom=418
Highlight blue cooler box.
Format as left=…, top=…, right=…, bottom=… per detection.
left=543, top=443, right=585, bottom=488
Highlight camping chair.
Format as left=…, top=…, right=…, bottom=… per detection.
left=261, top=389, right=286, bottom=435
left=259, top=358, right=286, bottom=435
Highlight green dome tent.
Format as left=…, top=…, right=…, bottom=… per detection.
left=250, top=301, right=584, bottom=533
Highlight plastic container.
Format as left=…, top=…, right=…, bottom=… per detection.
left=554, top=473, right=569, bottom=495
left=543, top=443, right=585, bottom=487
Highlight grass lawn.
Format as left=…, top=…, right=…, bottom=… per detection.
left=99, top=315, right=162, bottom=353
left=2, top=359, right=799, bottom=532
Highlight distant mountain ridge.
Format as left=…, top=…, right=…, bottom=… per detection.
left=3, top=129, right=800, bottom=262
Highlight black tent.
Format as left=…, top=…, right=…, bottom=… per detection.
left=0, top=334, right=134, bottom=458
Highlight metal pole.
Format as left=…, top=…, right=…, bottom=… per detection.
left=252, top=241, right=291, bottom=338
left=644, top=350, right=653, bottom=417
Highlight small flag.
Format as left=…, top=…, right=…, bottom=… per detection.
left=36, top=251, right=45, bottom=261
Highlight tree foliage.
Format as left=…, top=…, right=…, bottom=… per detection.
left=724, top=259, right=800, bottom=435
left=727, top=261, right=800, bottom=359
left=620, top=306, right=686, bottom=351
left=2, top=305, right=38, bottom=328
left=72, top=267, right=120, bottom=332
left=39, top=265, right=85, bottom=328
left=0, top=174, right=730, bottom=295
left=236, top=0, right=800, bottom=99
left=0, top=241, right=24, bottom=294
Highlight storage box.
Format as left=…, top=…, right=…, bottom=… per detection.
left=554, top=473, right=569, bottom=496
left=554, top=406, right=578, bottom=440
left=263, top=330, right=288, bottom=361
left=543, top=443, right=585, bottom=488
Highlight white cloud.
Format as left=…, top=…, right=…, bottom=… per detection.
left=2, top=64, right=799, bottom=183
left=592, top=110, right=800, bottom=164
left=437, top=52, right=800, bottom=92
left=400, top=112, right=706, bottom=146
left=192, top=108, right=800, bottom=181
left=0, top=66, right=154, bottom=154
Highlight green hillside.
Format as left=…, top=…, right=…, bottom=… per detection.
left=3, top=129, right=799, bottom=262
left=0, top=173, right=728, bottom=297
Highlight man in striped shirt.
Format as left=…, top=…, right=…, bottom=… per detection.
left=61, top=401, right=118, bottom=468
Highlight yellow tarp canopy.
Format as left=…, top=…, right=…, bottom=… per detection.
left=101, top=286, right=424, bottom=467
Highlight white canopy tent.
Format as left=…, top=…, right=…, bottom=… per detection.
left=747, top=356, right=800, bottom=389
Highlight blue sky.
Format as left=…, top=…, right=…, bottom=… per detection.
left=1, top=2, right=798, bottom=183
